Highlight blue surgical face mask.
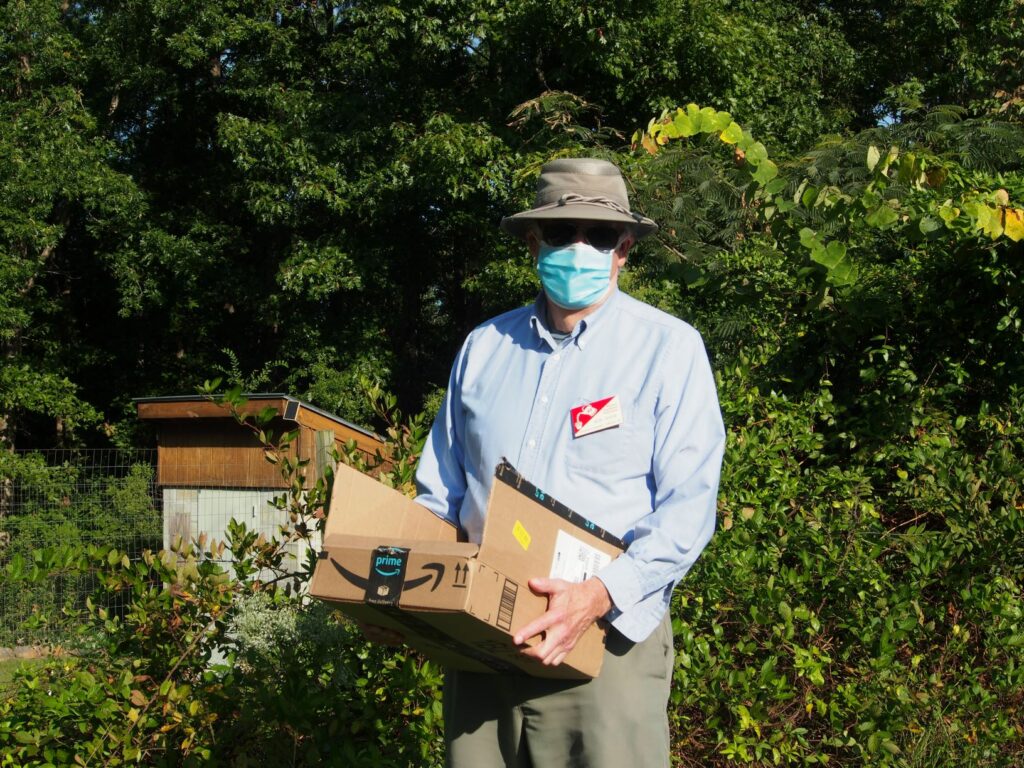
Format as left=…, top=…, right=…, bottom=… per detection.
left=536, top=242, right=614, bottom=310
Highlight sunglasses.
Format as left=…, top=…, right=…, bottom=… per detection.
left=538, top=221, right=625, bottom=251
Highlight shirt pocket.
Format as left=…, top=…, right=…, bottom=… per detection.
left=564, top=399, right=652, bottom=482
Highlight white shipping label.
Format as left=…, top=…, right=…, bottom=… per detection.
left=549, top=529, right=613, bottom=584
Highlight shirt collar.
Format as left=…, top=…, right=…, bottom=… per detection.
left=529, top=286, right=621, bottom=351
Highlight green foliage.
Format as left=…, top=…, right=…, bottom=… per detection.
left=1, top=540, right=445, bottom=766
left=0, top=392, right=443, bottom=767
left=3, top=2, right=1024, bottom=765
left=627, top=101, right=1024, bottom=765
left=8, top=0, right=1020, bottom=448
left=667, top=368, right=1024, bottom=765
left=0, top=461, right=160, bottom=645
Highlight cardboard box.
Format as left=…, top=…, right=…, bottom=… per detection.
left=309, top=459, right=626, bottom=678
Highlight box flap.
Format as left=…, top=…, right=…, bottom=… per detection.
left=326, top=462, right=459, bottom=542
left=478, top=460, right=625, bottom=581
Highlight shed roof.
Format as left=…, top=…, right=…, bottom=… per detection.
left=134, top=393, right=380, bottom=442
left=134, top=393, right=385, bottom=489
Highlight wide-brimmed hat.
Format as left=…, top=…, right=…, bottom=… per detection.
left=500, top=158, right=658, bottom=240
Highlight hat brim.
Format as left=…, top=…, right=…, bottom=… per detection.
left=500, top=202, right=658, bottom=240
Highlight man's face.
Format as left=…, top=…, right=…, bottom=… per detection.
left=526, top=219, right=634, bottom=284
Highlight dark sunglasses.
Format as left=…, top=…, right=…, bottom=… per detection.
left=538, top=221, right=624, bottom=251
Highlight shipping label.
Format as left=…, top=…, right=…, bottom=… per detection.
left=548, top=530, right=612, bottom=583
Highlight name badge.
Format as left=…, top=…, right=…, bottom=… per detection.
left=570, top=395, right=623, bottom=438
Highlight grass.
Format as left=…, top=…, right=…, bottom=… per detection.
left=0, top=657, right=44, bottom=691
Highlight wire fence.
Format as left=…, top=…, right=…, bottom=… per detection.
left=0, top=449, right=161, bottom=646
left=1, top=448, right=319, bottom=648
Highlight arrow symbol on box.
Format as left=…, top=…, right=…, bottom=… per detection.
left=329, top=558, right=444, bottom=592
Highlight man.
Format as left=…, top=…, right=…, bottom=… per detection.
left=372, top=158, right=725, bottom=766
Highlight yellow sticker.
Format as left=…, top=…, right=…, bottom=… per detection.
left=512, top=520, right=532, bottom=551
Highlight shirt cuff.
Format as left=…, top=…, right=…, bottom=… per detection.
left=595, top=554, right=644, bottom=615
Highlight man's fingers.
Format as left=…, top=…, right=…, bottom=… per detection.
left=528, top=576, right=555, bottom=594
left=521, top=625, right=565, bottom=663
left=514, top=610, right=559, bottom=645
left=518, top=619, right=580, bottom=665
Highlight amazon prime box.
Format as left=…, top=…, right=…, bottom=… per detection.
left=308, top=460, right=625, bottom=679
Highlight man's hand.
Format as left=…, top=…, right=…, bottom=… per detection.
left=356, top=621, right=404, bottom=646
left=513, top=577, right=613, bottom=667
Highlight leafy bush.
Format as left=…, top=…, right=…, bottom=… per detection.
left=667, top=373, right=1024, bottom=766
left=626, top=107, right=1024, bottom=765
left=1, top=542, right=444, bottom=767
left=0, top=389, right=444, bottom=767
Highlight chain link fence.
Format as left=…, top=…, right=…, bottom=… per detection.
left=0, top=449, right=161, bottom=647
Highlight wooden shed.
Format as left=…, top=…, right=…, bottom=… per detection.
left=135, top=394, right=384, bottom=575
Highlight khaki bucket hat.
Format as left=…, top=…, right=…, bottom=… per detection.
left=500, top=158, right=658, bottom=240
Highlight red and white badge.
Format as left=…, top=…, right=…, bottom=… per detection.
left=570, top=395, right=623, bottom=438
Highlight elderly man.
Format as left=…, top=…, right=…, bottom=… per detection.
left=375, top=158, right=725, bottom=767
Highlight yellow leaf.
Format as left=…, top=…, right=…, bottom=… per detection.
left=720, top=121, right=744, bottom=144
left=1004, top=208, right=1024, bottom=242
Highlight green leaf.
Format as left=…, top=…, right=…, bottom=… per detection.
left=682, top=265, right=708, bottom=288
left=711, top=110, right=733, bottom=131
left=698, top=106, right=719, bottom=133
left=799, top=228, right=819, bottom=249
left=827, top=258, right=857, bottom=286
left=811, top=241, right=848, bottom=269
left=751, top=159, right=778, bottom=185
left=865, top=204, right=899, bottom=228
left=976, top=205, right=1004, bottom=238
left=867, top=732, right=881, bottom=753
left=938, top=203, right=961, bottom=224
left=672, top=111, right=698, bottom=138
left=745, top=141, right=768, bottom=166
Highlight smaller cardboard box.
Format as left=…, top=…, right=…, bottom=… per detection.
left=309, top=460, right=626, bottom=678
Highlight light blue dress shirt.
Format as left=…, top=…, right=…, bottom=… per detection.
left=414, top=287, right=726, bottom=642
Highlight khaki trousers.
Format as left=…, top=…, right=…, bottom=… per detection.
left=443, top=615, right=673, bottom=768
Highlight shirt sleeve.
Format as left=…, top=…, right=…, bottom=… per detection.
left=413, top=333, right=473, bottom=525
left=595, top=327, right=725, bottom=614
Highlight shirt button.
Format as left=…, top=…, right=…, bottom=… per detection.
left=527, top=439, right=537, bottom=449
left=551, top=354, right=560, bottom=362
left=540, top=395, right=548, bottom=403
